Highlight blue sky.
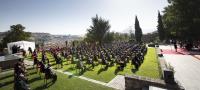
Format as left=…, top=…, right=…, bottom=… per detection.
left=0, top=0, right=168, bottom=35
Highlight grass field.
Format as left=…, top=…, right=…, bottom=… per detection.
left=0, top=68, right=114, bottom=90
left=0, top=47, right=160, bottom=90
left=26, top=47, right=161, bottom=83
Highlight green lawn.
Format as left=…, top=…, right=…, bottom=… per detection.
left=0, top=68, right=113, bottom=90
left=82, top=47, right=161, bottom=82
left=25, top=47, right=161, bottom=83
left=135, top=48, right=161, bottom=78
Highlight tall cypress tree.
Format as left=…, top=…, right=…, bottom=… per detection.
left=157, top=11, right=165, bottom=41
left=135, top=16, right=143, bottom=42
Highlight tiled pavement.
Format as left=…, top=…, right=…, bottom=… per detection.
left=160, top=45, right=200, bottom=90
left=107, top=75, right=125, bottom=90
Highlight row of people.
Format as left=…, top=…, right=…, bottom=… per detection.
left=14, top=59, right=30, bottom=90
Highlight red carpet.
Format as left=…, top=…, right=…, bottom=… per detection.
left=161, top=48, right=189, bottom=55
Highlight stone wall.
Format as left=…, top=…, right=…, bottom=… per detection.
left=125, top=74, right=184, bottom=90
left=156, top=48, right=176, bottom=84
left=0, top=55, right=21, bottom=70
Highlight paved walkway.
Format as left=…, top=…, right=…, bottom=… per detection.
left=160, top=45, right=200, bottom=55
left=107, top=75, right=125, bottom=90
left=160, top=45, right=200, bottom=90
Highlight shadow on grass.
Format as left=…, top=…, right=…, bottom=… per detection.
left=33, top=79, right=56, bottom=90
left=0, top=80, right=14, bottom=88
left=0, top=74, right=13, bottom=81
left=97, top=65, right=108, bottom=75
left=131, top=69, right=138, bottom=73
left=68, top=75, right=74, bottom=78
left=64, top=67, right=76, bottom=72
left=28, top=76, right=42, bottom=84
left=49, top=60, right=55, bottom=63
left=28, top=71, right=57, bottom=90
left=114, top=68, right=120, bottom=75
left=64, top=63, right=70, bottom=65
left=50, top=63, right=56, bottom=66
left=28, top=71, right=38, bottom=76
left=114, top=66, right=125, bottom=75
left=75, top=68, right=86, bottom=76
left=85, top=65, right=95, bottom=71
left=27, top=67, right=35, bottom=70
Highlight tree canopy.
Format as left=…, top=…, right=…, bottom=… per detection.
left=85, top=15, right=111, bottom=44
left=2, top=24, right=31, bottom=47
left=163, top=0, right=200, bottom=42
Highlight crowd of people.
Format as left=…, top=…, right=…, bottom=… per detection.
left=12, top=41, right=148, bottom=89
left=29, top=42, right=147, bottom=74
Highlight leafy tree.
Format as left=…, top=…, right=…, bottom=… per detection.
left=112, top=32, right=121, bottom=41
left=103, top=32, right=114, bottom=43
left=111, top=32, right=130, bottom=41
left=157, top=11, right=165, bottom=41
left=135, top=16, right=143, bottom=42
left=163, top=0, right=200, bottom=42
left=142, top=31, right=159, bottom=43
left=85, top=32, right=95, bottom=43
left=2, top=24, right=31, bottom=47
left=86, top=15, right=111, bottom=44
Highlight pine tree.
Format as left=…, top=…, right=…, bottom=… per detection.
left=157, top=11, right=165, bottom=41
left=135, top=16, right=143, bottom=42
left=86, top=15, right=111, bottom=44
